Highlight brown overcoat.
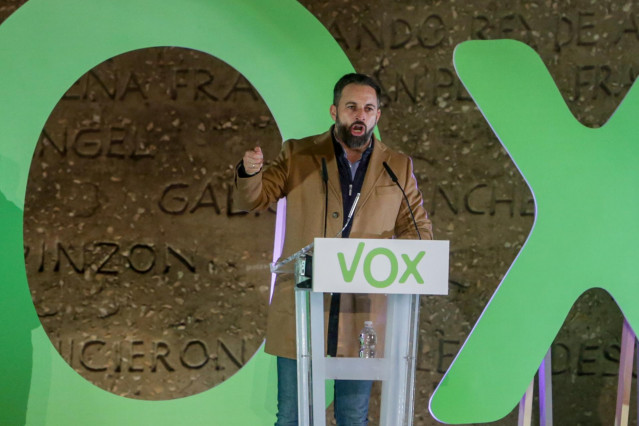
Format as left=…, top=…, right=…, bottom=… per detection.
left=235, top=129, right=433, bottom=359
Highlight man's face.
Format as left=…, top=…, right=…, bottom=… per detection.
left=330, top=83, right=381, bottom=149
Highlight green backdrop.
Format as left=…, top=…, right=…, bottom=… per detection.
left=0, top=0, right=352, bottom=424
left=430, top=39, right=639, bottom=423
left=3, top=1, right=635, bottom=425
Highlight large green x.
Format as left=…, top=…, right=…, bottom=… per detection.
left=430, top=39, right=639, bottom=423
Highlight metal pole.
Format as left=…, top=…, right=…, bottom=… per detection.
left=517, top=379, right=534, bottom=426
left=295, top=288, right=312, bottom=426
left=614, top=319, right=635, bottom=426
left=310, top=291, right=327, bottom=426
left=380, top=294, right=415, bottom=425
left=404, top=294, right=421, bottom=424
left=538, top=349, right=553, bottom=426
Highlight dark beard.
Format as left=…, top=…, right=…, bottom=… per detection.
left=334, top=120, right=375, bottom=149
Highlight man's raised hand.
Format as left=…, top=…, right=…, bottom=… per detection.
left=242, top=146, right=263, bottom=175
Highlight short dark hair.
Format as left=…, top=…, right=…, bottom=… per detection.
left=333, top=73, right=381, bottom=106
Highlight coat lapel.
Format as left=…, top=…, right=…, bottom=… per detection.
left=356, top=136, right=391, bottom=212
left=310, top=131, right=341, bottom=202
left=305, top=131, right=391, bottom=235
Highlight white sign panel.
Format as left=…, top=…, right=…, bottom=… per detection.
left=313, top=238, right=449, bottom=295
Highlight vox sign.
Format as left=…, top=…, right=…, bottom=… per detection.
left=313, top=238, right=449, bottom=295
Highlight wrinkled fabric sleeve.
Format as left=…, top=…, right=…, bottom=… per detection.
left=234, top=141, right=291, bottom=212
left=394, top=156, right=433, bottom=240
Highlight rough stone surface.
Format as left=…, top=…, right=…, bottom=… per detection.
left=23, top=46, right=280, bottom=399
left=6, top=0, right=637, bottom=424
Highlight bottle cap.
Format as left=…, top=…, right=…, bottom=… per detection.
left=364, top=321, right=373, bottom=326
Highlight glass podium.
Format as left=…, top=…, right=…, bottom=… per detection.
left=271, top=237, right=449, bottom=426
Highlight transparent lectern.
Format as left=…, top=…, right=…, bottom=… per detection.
left=272, top=238, right=449, bottom=426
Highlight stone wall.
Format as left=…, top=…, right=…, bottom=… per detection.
left=4, top=0, right=636, bottom=424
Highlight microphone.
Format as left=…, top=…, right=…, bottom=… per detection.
left=321, top=158, right=328, bottom=183
left=382, top=161, right=422, bottom=240
left=336, top=192, right=360, bottom=237
left=321, top=158, right=328, bottom=238
left=382, top=161, right=398, bottom=183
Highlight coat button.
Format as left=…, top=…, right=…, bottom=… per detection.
left=332, top=211, right=339, bottom=219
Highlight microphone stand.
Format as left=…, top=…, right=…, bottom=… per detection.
left=269, top=193, right=361, bottom=282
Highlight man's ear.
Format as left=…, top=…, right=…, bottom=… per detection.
left=330, top=104, right=337, bottom=121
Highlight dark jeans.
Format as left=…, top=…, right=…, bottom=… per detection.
left=275, top=356, right=373, bottom=426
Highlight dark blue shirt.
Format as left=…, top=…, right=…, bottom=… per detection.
left=331, top=128, right=374, bottom=238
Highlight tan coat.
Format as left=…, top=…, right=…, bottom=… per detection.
left=235, top=130, right=433, bottom=359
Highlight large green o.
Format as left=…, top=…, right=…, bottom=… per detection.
left=363, top=248, right=399, bottom=289
left=0, top=0, right=353, bottom=424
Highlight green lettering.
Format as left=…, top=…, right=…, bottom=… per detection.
left=399, top=251, right=425, bottom=284
left=337, top=242, right=365, bottom=282
left=363, top=247, right=398, bottom=288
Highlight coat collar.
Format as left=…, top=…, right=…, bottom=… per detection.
left=308, top=128, right=392, bottom=214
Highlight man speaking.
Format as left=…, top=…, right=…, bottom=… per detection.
left=235, top=73, right=433, bottom=425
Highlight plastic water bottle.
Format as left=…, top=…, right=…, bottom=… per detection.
left=359, top=321, right=377, bottom=358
